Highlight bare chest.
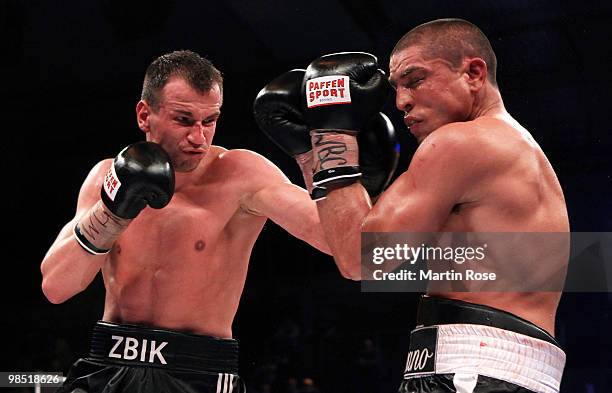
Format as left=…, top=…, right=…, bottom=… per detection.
left=133, top=195, right=232, bottom=245
left=107, top=189, right=265, bottom=275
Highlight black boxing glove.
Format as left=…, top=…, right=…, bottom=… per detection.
left=302, top=52, right=389, bottom=190
left=254, top=69, right=310, bottom=157
left=359, top=113, right=399, bottom=198
left=253, top=69, right=327, bottom=199
left=101, top=141, right=175, bottom=219
left=74, top=142, right=175, bottom=255
left=255, top=68, right=398, bottom=200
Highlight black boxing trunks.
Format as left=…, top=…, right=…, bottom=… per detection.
left=398, top=296, right=565, bottom=393
left=56, top=321, right=244, bottom=393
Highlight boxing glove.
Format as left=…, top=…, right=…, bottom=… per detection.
left=302, top=52, right=389, bottom=189
left=253, top=69, right=310, bottom=157
left=255, top=68, right=398, bottom=199
left=74, top=141, right=175, bottom=255
left=101, top=141, right=175, bottom=219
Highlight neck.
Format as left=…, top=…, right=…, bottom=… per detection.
left=469, top=83, right=506, bottom=120
left=174, top=171, right=195, bottom=192
left=173, top=146, right=217, bottom=192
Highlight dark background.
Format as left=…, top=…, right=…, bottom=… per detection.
left=3, top=0, right=612, bottom=392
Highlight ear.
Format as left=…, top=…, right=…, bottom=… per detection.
left=136, top=100, right=151, bottom=133
left=464, top=58, right=487, bottom=91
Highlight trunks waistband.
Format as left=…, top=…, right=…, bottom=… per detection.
left=404, top=324, right=566, bottom=393
left=88, top=321, right=239, bottom=373
left=416, top=296, right=559, bottom=346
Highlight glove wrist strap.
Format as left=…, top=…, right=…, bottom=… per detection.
left=74, top=200, right=131, bottom=255
left=294, top=151, right=333, bottom=201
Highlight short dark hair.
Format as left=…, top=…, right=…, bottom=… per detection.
left=141, top=50, right=223, bottom=110
left=392, top=19, right=497, bottom=87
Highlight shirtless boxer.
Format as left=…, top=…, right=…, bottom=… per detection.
left=40, top=50, right=337, bottom=393
left=291, top=20, right=569, bottom=393
left=41, top=50, right=397, bottom=393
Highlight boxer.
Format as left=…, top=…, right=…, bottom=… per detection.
left=298, top=20, right=569, bottom=393
left=41, top=50, right=336, bottom=393
left=43, top=50, right=398, bottom=393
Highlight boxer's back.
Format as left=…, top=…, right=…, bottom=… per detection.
left=431, top=115, right=569, bottom=334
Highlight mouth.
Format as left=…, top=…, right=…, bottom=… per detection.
left=182, top=147, right=207, bottom=156
left=403, top=115, right=421, bottom=129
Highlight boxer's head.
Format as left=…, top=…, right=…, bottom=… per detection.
left=136, top=50, right=223, bottom=172
left=389, top=19, right=498, bottom=142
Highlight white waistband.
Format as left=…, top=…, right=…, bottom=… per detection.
left=406, top=324, right=566, bottom=393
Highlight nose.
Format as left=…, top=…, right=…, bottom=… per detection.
left=187, top=124, right=207, bottom=147
left=395, top=89, right=413, bottom=114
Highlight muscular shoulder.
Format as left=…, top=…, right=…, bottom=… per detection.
left=217, top=148, right=289, bottom=183
left=218, top=148, right=271, bottom=165
left=208, top=149, right=289, bottom=189
left=72, top=158, right=114, bottom=215
left=417, top=118, right=522, bottom=170
left=81, top=159, right=113, bottom=191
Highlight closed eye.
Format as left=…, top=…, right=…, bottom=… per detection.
left=176, top=116, right=194, bottom=126
left=405, top=78, right=424, bottom=89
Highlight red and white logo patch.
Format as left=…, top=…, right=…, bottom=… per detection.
left=306, top=75, right=351, bottom=108
left=103, top=163, right=121, bottom=201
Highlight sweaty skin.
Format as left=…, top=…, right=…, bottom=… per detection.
left=316, top=45, right=569, bottom=335
left=41, top=77, right=329, bottom=338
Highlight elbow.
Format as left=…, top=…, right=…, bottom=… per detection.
left=336, top=258, right=362, bottom=281
left=319, top=242, right=333, bottom=256
left=340, top=270, right=361, bottom=281
left=41, top=262, right=64, bottom=304
left=41, top=277, right=71, bottom=304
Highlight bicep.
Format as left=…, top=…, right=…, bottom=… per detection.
left=44, top=160, right=110, bottom=254
left=74, top=160, right=111, bottom=218
left=235, top=150, right=329, bottom=251
left=364, top=137, right=479, bottom=232
left=55, top=160, right=109, bottom=243
left=365, top=170, right=455, bottom=232
left=246, top=181, right=318, bottom=228
left=237, top=151, right=315, bottom=226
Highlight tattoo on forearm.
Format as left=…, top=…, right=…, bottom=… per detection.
left=312, top=132, right=358, bottom=171
left=314, top=137, right=348, bottom=169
